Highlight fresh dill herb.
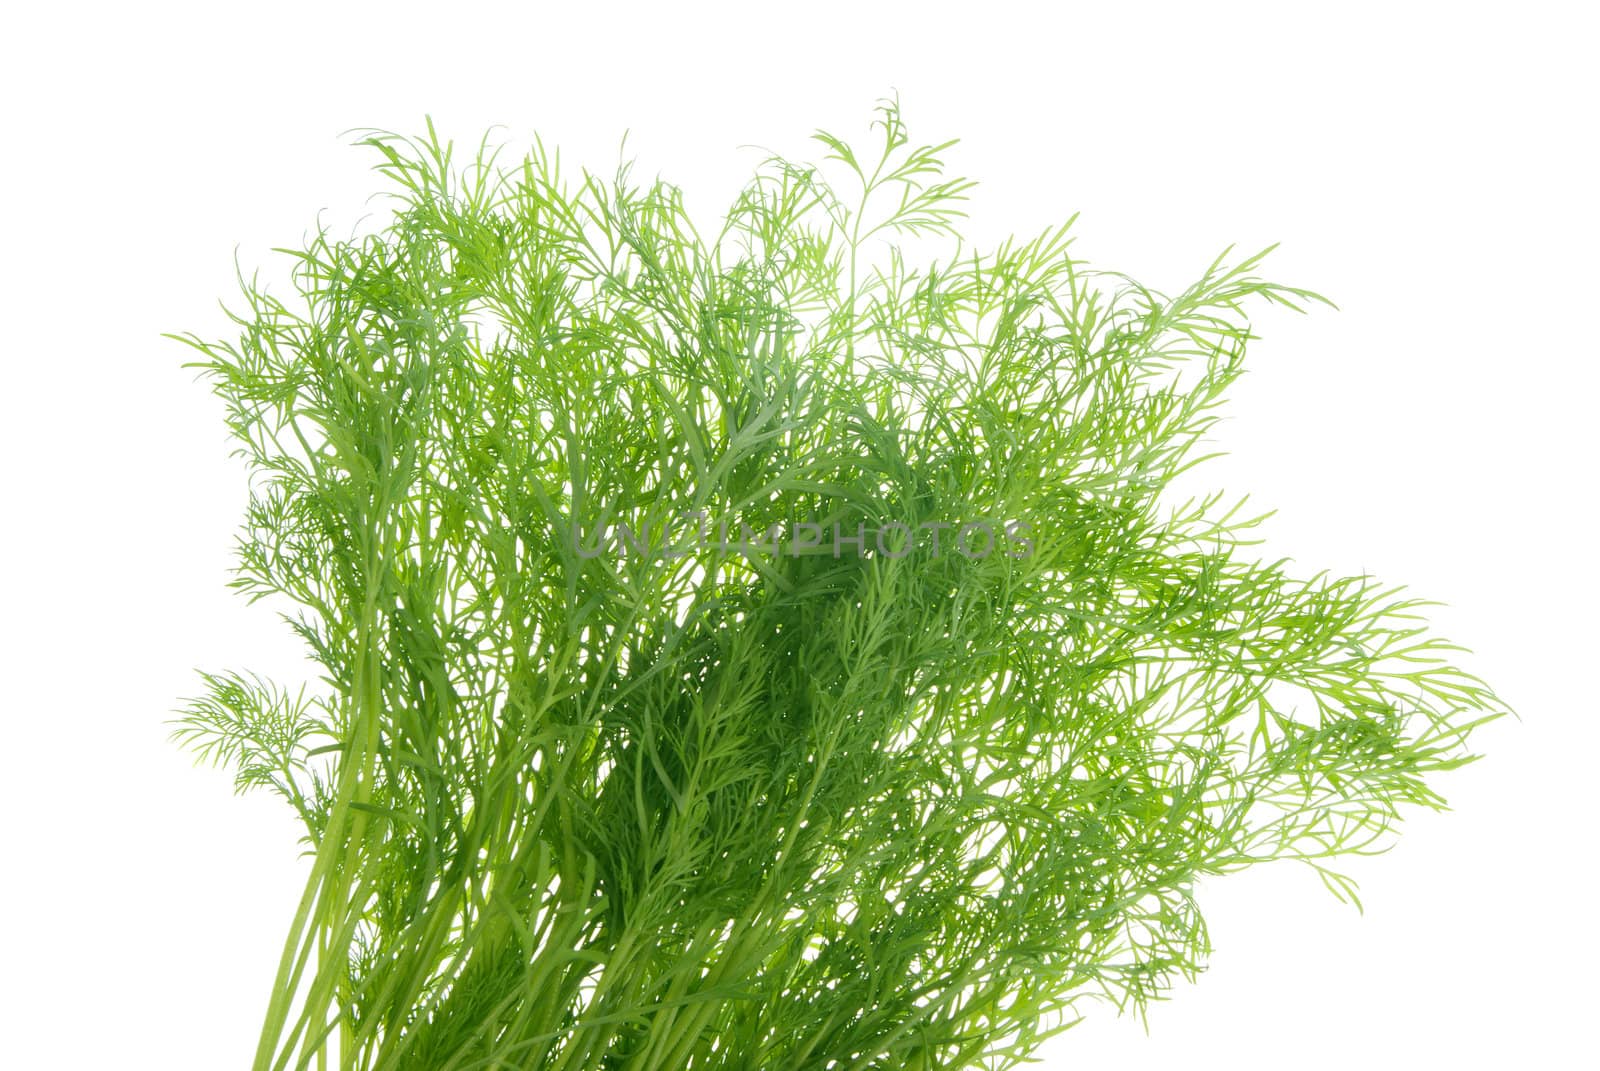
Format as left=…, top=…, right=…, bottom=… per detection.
left=172, top=101, right=1508, bottom=1071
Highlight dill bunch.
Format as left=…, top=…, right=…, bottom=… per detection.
left=172, top=101, right=1506, bottom=1071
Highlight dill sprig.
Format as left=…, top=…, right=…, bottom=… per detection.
left=172, top=100, right=1507, bottom=1071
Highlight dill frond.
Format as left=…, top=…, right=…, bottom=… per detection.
left=172, top=101, right=1508, bottom=1071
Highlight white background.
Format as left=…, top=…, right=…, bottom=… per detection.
left=2, top=2, right=1594, bottom=1067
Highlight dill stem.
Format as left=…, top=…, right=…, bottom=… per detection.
left=254, top=528, right=388, bottom=1071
